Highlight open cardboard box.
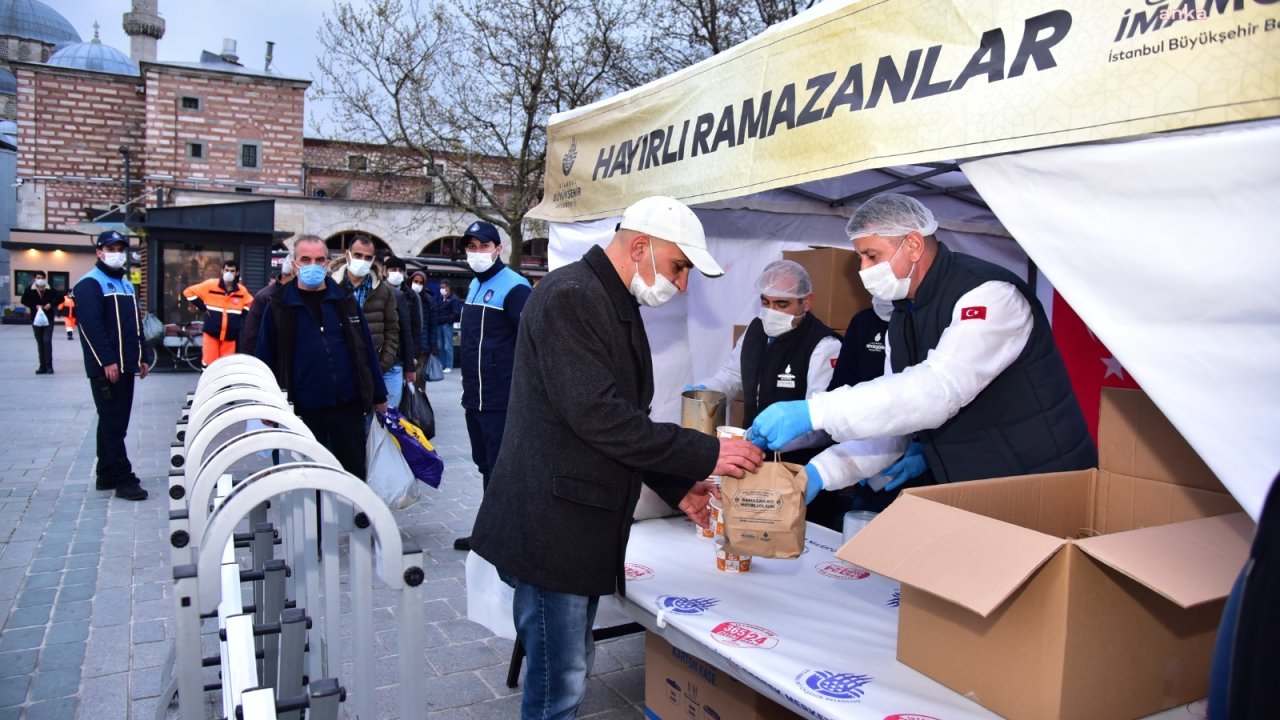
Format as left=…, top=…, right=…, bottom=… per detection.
left=836, top=388, right=1254, bottom=720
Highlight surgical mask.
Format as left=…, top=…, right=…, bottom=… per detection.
left=102, top=252, right=127, bottom=269
left=871, top=295, right=894, bottom=322
left=441, top=287, right=450, bottom=296
left=34, top=278, right=46, bottom=288
left=759, top=306, right=799, bottom=338
left=347, top=257, right=372, bottom=278
left=222, top=271, right=236, bottom=284
left=386, top=271, right=404, bottom=287
left=467, top=251, right=496, bottom=274
left=629, top=243, right=679, bottom=308
left=410, top=283, right=424, bottom=293
left=858, top=239, right=914, bottom=302
left=297, top=264, right=327, bottom=288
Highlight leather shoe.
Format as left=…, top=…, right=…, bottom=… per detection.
left=115, top=483, right=148, bottom=501
left=452, top=536, right=471, bottom=551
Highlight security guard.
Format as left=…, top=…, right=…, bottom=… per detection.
left=74, top=231, right=152, bottom=501
left=184, top=259, right=253, bottom=366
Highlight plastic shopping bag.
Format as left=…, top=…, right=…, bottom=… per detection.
left=32, top=307, right=49, bottom=327
left=379, top=409, right=444, bottom=488
left=425, top=354, right=444, bottom=382
left=142, top=312, right=165, bottom=346
left=367, top=414, right=420, bottom=510
left=398, top=382, right=436, bottom=439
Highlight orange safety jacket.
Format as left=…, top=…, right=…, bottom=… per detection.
left=59, top=295, right=76, bottom=329
left=183, top=278, right=253, bottom=342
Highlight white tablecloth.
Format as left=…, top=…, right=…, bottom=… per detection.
left=619, top=517, right=1207, bottom=720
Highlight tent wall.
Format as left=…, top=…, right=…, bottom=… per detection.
left=962, top=119, right=1280, bottom=520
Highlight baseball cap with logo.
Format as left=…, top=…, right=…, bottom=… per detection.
left=96, top=230, right=128, bottom=248
left=462, top=221, right=501, bottom=246
left=618, top=196, right=723, bottom=277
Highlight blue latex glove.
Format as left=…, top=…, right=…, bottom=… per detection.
left=683, top=384, right=708, bottom=392
left=876, top=442, right=927, bottom=492
left=802, top=464, right=823, bottom=504
left=746, top=400, right=813, bottom=450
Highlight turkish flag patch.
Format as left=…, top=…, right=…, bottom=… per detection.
left=961, top=306, right=987, bottom=320
left=830, top=358, right=838, bottom=368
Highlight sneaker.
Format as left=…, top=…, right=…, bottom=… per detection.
left=452, top=536, right=471, bottom=551
left=443, top=367, right=452, bottom=374
left=114, top=483, right=148, bottom=501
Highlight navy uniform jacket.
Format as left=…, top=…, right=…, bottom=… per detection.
left=73, top=262, right=154, bottom=377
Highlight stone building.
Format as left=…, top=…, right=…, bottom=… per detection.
left=2, top=0, right=545, bottom=327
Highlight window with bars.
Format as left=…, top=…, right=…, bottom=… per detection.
left=180, top=95, right=202, bottom=111
left=238, top=141, right=261, bottom=169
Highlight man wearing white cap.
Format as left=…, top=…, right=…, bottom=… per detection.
left=470, top=196, right=763, bottom=720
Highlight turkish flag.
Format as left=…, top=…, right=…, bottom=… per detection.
left=961, top=306, right=987, bottom=320
left=1051, top=293, right=1140, bottom=441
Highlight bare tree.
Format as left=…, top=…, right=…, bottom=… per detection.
left=637, top=0, right=814, bottom=80
left=313, top=0, right=644, bottom=270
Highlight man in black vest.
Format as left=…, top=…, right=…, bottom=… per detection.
left=750, top=193, right=1096, bottom=494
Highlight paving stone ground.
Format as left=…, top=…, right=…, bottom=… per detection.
left=0, top=323, right=646, bottom=719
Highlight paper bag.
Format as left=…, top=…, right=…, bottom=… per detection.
left=721, top=460, right=807, bottom=558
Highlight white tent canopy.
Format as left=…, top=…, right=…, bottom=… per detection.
left=538, top=0, right=1280, bottom=518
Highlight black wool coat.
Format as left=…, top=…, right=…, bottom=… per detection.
left=470, top=245, right=719, bottom=597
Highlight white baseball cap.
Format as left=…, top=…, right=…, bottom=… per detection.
left=618, top=196, right=723, bottom=277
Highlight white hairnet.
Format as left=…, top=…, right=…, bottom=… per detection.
left=755, top=260, right=812, bottom=298
left=846, top=193, right=939, bottom=239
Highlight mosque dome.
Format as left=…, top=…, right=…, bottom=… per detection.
left=47, top=24, right=139, bottom=76
left=0, top=0, right=80, bottom=46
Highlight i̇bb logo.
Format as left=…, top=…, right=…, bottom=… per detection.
left=884, top=715, right=941, bottom=720
left=710, top=622, right=779, bottom=649
left=816, top=561, right=870, bottom=580
left=624, top=563, right=654, bottom=581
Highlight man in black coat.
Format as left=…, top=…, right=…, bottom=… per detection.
left=471, top=196, right=763, bottom=720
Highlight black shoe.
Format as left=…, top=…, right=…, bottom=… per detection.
left=115, top=483, right=148, bottom=501
left=95, top=478, right=116, bottom=491
left=46, top=368, right=53, bottom=374
left=453, top=536, right=471, bottom=551
left=35, top=368, right=47, bottom=375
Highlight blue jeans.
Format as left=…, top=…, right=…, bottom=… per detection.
left=383, top=363, right=404, bottom=409
left=512, top=580, right=599, bottom=720
left=436, top=324, right=454, bottom=370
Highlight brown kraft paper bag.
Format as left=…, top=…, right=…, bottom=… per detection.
left=721, top=460, right=807, bottom=558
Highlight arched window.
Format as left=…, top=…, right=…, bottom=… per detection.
left=324, top=231, right=391, bottom=254
left=418, top=236, right=467, bottom=260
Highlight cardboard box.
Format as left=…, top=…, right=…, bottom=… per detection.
left=837, top=388, right=1253, bottom=720
left=644, top=632, right=796, bottom=720
left=781, top=246, right=870, bottom=330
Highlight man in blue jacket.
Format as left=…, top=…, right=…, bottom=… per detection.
left=453, top=220, right=531, bottom=551
left=256, top=235, right=388, bottom=478
left=73, top=230, right=152, bottom=501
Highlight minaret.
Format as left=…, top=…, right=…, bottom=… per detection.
left=122, top=0, right=164, bottom=63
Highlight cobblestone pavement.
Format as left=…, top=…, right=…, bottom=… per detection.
left=0, top=324, right=645, bottom=719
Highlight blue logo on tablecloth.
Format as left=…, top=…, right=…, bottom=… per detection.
left=887, top=589, right=900, bottom=608
left=795, top=670, right=873, bottom=701
left=656, top=595, right=719, bottom=615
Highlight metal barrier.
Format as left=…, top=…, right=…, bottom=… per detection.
left=161, top=354, right=426, bottom=719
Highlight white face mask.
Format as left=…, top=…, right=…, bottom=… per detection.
left=386, top=271, right=404, bottom=287
left=871, top=295, right=895, bottom=321
left=102, top=251, right=127, bottom=269
left=759, top=306, right=800, bottom=338
left=410, top=283, right=424, bottom=293
left=858, top=238, right=914, bottom=302
left=467, top=251, right=496, bottom=274
left=34, top=278, right=46, bottom=288
left=347, top=256, right=372, bottom=278
left=629, top=241, right=679, bottom=308
left=222, top=271, right=236, bottom=284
